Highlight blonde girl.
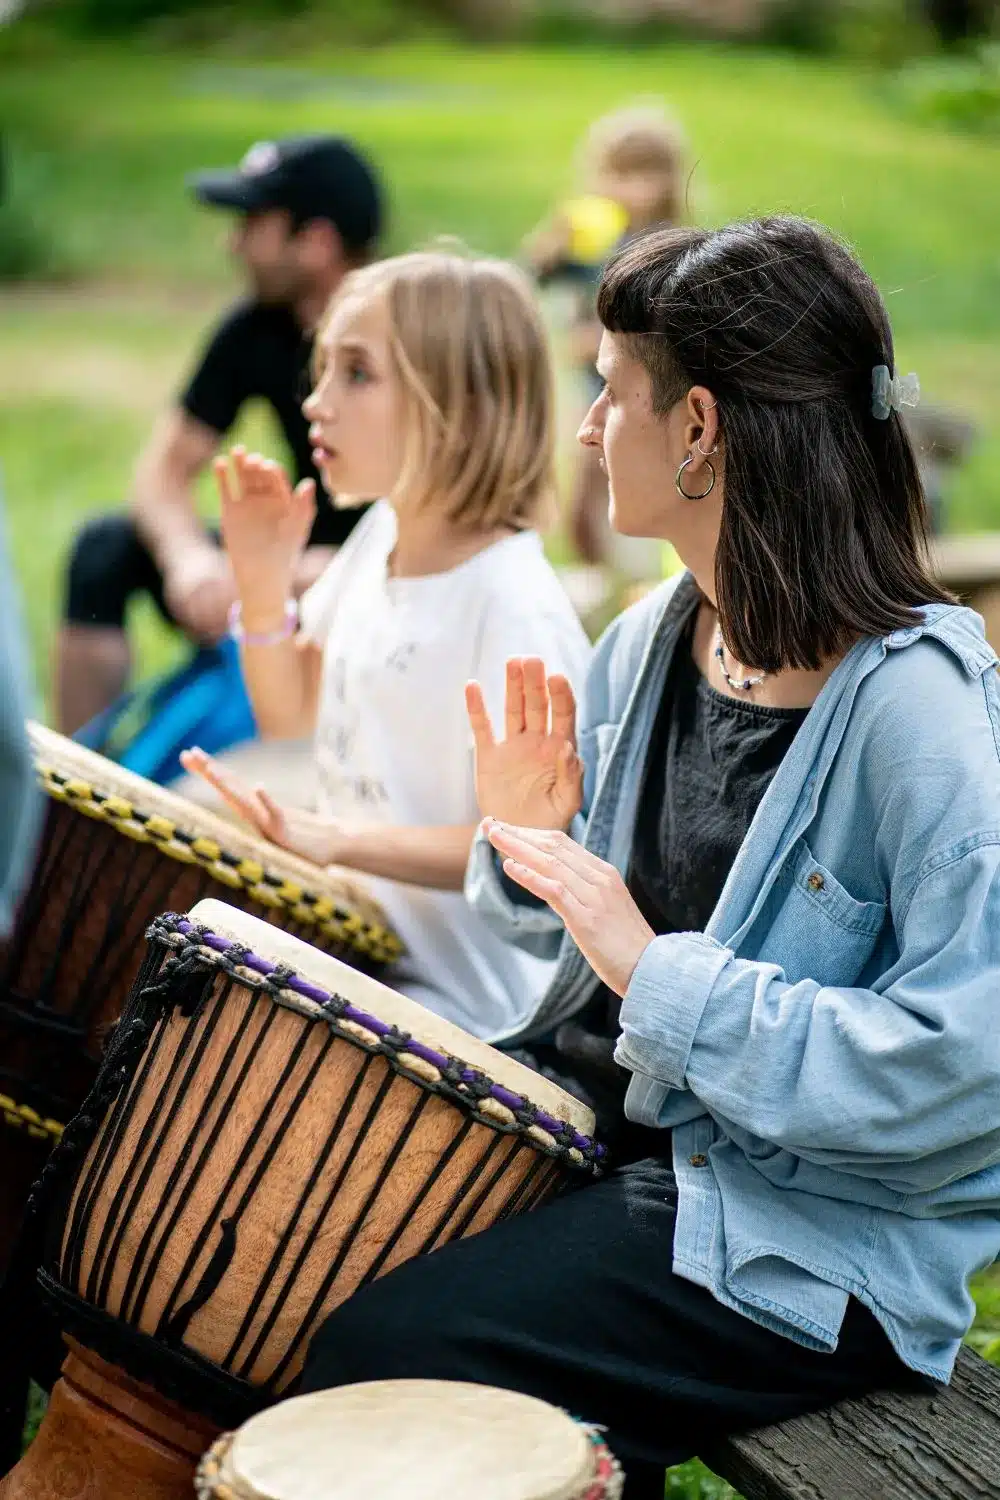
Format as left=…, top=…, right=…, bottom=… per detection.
left=181, top=250, right=591, bottom=1039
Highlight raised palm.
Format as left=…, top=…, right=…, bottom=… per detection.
left=467, top=658, right=583, bottom=831
left=215, top=447, right=316, bottom=604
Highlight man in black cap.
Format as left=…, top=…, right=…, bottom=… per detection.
left=54, top=134, right=384, bottom=734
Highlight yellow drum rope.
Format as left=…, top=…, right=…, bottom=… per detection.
left=37, top=763, right=403, bottom=966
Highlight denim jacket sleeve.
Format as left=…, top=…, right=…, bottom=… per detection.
left=616, top=831, right=1000, bottom=1196
left=617, top=631, right=1000, bottom=1195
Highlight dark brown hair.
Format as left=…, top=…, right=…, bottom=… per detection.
left=596, top=216, right=951, bottom=672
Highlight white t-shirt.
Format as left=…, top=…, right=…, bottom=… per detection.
left=299, top=501, right=592, bottom=1041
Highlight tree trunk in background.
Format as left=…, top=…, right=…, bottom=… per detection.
left=924, top=0, right=995, bottom=43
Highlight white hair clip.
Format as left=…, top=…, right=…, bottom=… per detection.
left=872, top=365, right=920, bottom=421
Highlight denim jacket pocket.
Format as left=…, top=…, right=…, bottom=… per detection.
left=759, top=837, right=888, bottom=988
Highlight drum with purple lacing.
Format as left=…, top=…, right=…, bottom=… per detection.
left=7, top=898, right=605, bottom=1500
left=196, top=1381, right=624, bottom=1500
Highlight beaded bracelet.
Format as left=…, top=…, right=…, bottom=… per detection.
left=227, top=599, right=298, bottom=647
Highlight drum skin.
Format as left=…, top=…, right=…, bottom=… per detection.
left=195, top=1381, right=624, bottom=1500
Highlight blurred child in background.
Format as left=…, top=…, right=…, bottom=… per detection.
left=524, top=104, right=689, bottom=578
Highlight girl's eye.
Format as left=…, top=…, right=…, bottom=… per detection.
left=347, top=363, right=370, bottom=386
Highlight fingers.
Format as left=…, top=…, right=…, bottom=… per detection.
left=232, top=447, right=292, bottom=504
left=547, top=674, right=577, bottom=749
left=522, top=658, right=550, bottom=737
left=253, top=785, right=286, bottom=842
left=179, top=747, right=268, bottom=830
left=499, top=856, right=580, bottom=923
left=504, top=659, right=526, bottom=740
left=292, top=478, right=318, bottom=541
left=465, top=680, right=496, bottom=755
left=483, top=819, right=608, bottom=890
left=555, top=739, right=583, bottom=803
left=213, top=455, right=236, bottom=509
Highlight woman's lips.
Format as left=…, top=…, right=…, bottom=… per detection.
left=312, top=444, right=336, bottom=467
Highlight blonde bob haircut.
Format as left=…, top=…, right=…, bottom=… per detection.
left=584, top=103, right=689, bottom=227
left=318, top=249, right=557, bottom=531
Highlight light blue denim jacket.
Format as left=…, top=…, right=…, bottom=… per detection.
left=466, top=572, right=1000, bottom=1382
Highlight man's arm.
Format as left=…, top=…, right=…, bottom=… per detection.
left=130, top=407, right=219, bottom=568
left=130, top=408, right=237, bottom=642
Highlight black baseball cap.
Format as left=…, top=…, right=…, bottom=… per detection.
left=189, top=135, right=383, bottom=253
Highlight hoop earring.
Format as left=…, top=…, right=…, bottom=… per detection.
left=696, top=435, right=719, bottom=457
left=675, top=454, right=716, bottom=500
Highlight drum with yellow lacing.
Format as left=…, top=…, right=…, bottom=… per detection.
left=0, top=724, right=402, bottom=1275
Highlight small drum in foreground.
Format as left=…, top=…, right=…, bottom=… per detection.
left=7, top=901, right=604, bottom=1500
left=0, top=725, right=401, bottom=1275
left=197, top=1381, right=624, bottom=1500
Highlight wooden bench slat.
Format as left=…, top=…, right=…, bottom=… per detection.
left=932, top=535, right=1000, bottom=593
left=703, top=1346, right=1000, bottom=1500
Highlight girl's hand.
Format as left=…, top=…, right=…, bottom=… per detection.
left=179, top=747, right=345, bottom=868
left=214, top=447, right=317, bottom=623
left=484, top=820, right=655, bottom=998
left=466, top=658, right=583, bottom=832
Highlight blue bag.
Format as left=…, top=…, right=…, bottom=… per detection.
left=74, top=636, right=256, bottom=786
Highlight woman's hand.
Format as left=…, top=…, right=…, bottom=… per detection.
left=466, top=658, right=583, bottom=831
left=179, top=747, right=346, bottom=868
left=215, top=447, right=316, bottom=625
left=484, top=819, right=655, bottom=997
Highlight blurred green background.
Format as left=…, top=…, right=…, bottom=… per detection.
left=3, top=14, right=1000, bottom=700
left=2, top=7, right=999, bottom=1494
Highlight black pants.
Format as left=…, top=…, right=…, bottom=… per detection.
left=303, top=1158, right=926, bottom=1500
left=64, top=513, right=215, bottom=631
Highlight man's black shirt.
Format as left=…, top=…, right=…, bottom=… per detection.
left=180, top=298, right=365, bottom=547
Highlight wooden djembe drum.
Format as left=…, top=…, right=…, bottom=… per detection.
left=0, top=724, right=401, bottom=1279
left=2, top=900, right=604, bottom=1500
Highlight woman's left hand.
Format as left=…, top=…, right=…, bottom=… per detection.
left=179, top=747, right=347, bottom=868
left=484, top=818, right=655, bottom=997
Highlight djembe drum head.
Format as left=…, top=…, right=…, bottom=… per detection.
left=196, top=1381, right=624, bottom=1500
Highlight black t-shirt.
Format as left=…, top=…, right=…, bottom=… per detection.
left=542, top=625, right=809, bottom=1144
left=180, top=298, right=365, bottom=547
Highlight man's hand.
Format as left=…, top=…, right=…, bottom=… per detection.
left=162, top=544, right=236, bottom=643
left=179, top=747, right=347, bottom=867
left=484, top=820, right=655, bottom=997
left=293, top=545, right=337, bottom=597
left=466, top=658, right=583, bottom=831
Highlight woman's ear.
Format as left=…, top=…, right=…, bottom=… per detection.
left=684, top=385, right=719, bottom=459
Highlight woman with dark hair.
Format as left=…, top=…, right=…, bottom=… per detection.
left=302, top=219, right=1000, bottom=1497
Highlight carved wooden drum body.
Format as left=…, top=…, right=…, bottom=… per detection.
left=0, top=726, right=401, bottom=1275
left=4, top=901, right=603, bottom=1500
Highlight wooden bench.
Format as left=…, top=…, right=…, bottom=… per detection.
left=931, top=535, right=1000, bottom=652
left=703, top=1346, right=1000, bottom=1500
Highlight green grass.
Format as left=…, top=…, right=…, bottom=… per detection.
left=1, top=37, right=997, bottom=1482
left=2, top=32, right=1000, bottom=702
